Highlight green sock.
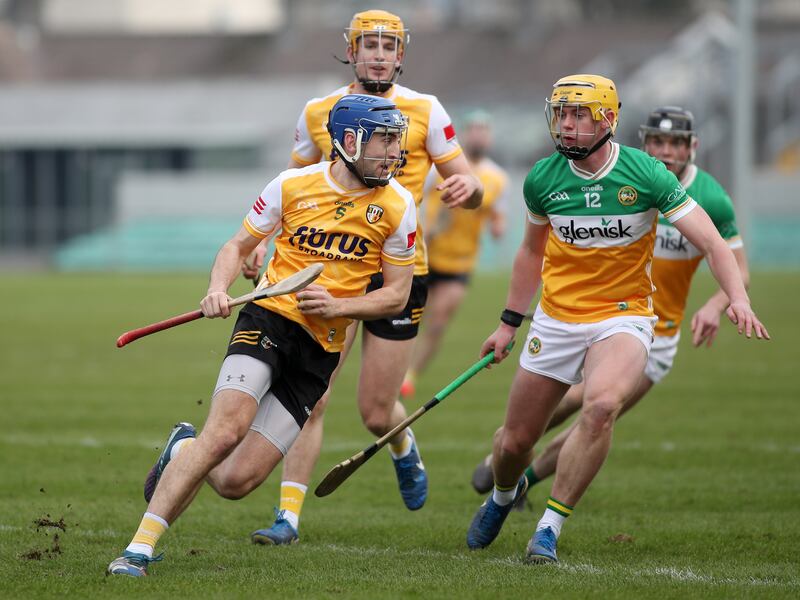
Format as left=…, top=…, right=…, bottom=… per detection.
left=524, top=465, right=540, bottom=487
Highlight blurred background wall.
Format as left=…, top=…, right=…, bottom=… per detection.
left=0, top=0, right=798, bottom=271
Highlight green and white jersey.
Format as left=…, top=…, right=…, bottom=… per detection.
left=524, top=142, right=696, bottom=323
left=652, top=164, right=742, bottom=336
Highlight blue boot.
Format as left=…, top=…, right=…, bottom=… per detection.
left=466, top=476, right=528, bottom=549
left=525, top=526, right=559, bottom=564
left=251, top=508, right=300, bottom=545
left=391, top=430, right=427, bottom=510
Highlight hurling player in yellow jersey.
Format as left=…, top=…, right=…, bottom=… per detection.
left=243, top=9, right=482, bottom=545
left=401, top=111, right=508, bottom=398
left=471, top=105, right=751, bottom=507
left=107, top=95, right=418, bottom=577
left=465, top=75, right=768, bottom=565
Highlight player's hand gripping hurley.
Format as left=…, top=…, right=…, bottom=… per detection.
left=314, top=342, right=514, bottom=498
left=116, top=263, right=324, bottom=348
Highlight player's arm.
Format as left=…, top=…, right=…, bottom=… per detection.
left=480, top=220, right=549, bottom=363
left=296, top=262, right=414, bottom=320
left=243, top=108, right=324, bottom=281
left=298, top=192, right=416, bottom=320
left=691, top=246, right=749, bottom=347
left=490, top=176, right=510, bottom=239
left=488, top=201, right=507, bottom=240
left=242, top=240, right=269, bottom=281
left=203, top=226, right=263, bottom=318
left=672, top=208, right=768, bottom=339
left=434, top=153, right=483, bottom=209
left=288, top=105, right=323, bottom=169
left=240, top=177, right=284, bottom=282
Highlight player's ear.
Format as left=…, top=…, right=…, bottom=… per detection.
left=344, top=130, right=358, bottom=156
left=602, top=110, right=616, bottom=131
left=346, top=45, right=356, bottom=64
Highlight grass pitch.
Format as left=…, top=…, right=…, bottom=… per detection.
left=1, top=270, right=798, bottom=599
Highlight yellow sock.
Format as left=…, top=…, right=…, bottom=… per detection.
left=126, top=512, right=168, bottom=558
left=279, top=482, right=307, bottom=528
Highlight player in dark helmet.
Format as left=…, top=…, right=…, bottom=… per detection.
left=639, top=106, right=697, bottom=178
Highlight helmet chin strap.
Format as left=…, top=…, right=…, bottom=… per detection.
left=357, top=78, right=394, bottom=94
left=556, top=131, right=612, bottom=161
left=349, top=58, right=402, bottom=94
left=331, top=54, right=398, bottom=93
left=345, top=158, right=391, bottom=188
left=332, top=133, right=388, bottom=189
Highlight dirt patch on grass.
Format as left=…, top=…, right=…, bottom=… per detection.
left=21, top=514, right=68, bottom=561
left=21, top=533, right=63, bottom=561
left=34, top=515, right=67, bottom=532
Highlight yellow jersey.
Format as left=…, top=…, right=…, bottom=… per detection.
left=243, top=162, right=417, bottom=351
left=290, top=83, right=464, bottom=276
left=425, top=158, right=508, bottom=274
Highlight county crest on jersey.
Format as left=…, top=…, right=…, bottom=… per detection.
left=243, top=162, right=417, bottom=351
left=524, top=142, right=697, bottom=323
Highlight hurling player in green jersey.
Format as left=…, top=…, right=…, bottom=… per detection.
left=465, top=75, right=768, bottom=564
left=471, top=105, right=751, bottom=518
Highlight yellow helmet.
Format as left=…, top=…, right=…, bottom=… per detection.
left=345, top=10, right=409, bottom=53
left=545, top=74, right=621, bottom=160
left=343, top=10, right=409, bottom=94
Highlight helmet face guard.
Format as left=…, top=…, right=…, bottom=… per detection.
left=545, top=101, right=614, bottom=160
left=545, top=75, right=620, bottom=161
left=344, top=11, right=409, bottom=93
left=639, top=106, right=696, bottom=176
left=328, top=95, right=408, bottom=188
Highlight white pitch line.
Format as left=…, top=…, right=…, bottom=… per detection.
left=3, top=524, right=795, bottom=589
left=317, top=544, right=797, bottom=588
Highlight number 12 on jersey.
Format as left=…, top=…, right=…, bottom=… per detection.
left=585, top=192, right=601, bottom=208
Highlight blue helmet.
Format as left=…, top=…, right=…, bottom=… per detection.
left=327, top=94, right=407, bottom=187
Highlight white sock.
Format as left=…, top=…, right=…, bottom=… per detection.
left=126, top=542, right=154, bottom=558
left=281, top=509, right=300, bottom=530
left=170, top=437, right=193, bottom=461
left=536, top=507, right=567, bottom=538
left=492, top=484, right=517, bottom=507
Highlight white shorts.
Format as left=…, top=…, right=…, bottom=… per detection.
left=213, top=355, right=301, bottom=456
left=519, top=305, right=657, bottom=385
left=643, top=332, right=680, bottom=384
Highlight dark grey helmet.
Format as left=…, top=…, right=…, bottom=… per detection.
left=639, top=106, right=695, bottom=141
